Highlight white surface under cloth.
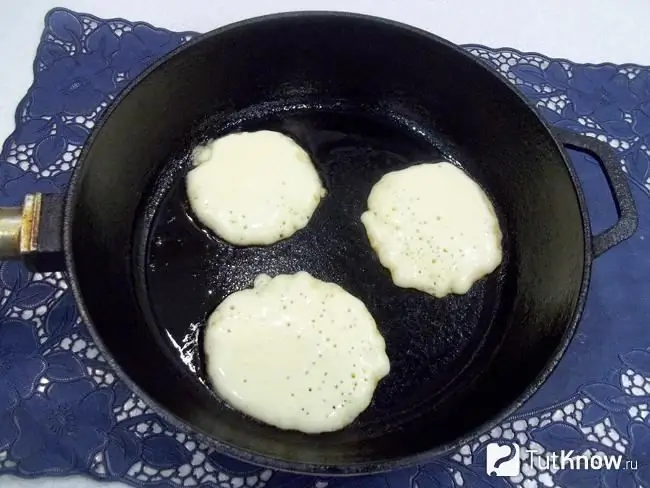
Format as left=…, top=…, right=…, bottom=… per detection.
left=1, top=0, right=650, bottom=487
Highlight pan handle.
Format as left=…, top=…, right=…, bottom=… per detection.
left=0, top=193, right=66, bottom=272
left=553, top=128, right=638, bottom=257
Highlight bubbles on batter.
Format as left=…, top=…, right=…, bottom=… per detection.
left=186, top=130, right=326, bottom=246
left=361, top=161, right=502, bottom=298
left=203, top=271, right=390, bottom=434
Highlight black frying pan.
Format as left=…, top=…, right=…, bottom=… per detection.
left=0, top=11, right=638, bottom=475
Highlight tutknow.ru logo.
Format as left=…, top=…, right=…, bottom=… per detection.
left=485, top=442, right=638, bottom=477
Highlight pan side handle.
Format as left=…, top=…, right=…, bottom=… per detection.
left=0, top=193, right=66, bottom=272
left=553, top=128, right=638, bottom=257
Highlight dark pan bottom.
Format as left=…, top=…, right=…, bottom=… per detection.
left=138, top=100, right=511, bottom=435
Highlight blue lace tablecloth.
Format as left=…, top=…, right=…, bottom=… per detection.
left=0, top=8, right=648, bottom=488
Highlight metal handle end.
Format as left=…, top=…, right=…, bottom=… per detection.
left=0, top=193, right=42, bottom=260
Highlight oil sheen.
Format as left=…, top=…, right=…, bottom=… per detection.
left=144, top=103, right=502, bottom=425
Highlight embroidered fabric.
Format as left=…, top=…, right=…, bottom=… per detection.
left=0, top=8, right=648, bottom=488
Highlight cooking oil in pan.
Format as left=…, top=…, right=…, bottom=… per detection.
left=141, top=100, right=508, bottom=427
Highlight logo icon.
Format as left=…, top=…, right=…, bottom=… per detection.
left=485, top=442, right=521, bottom=477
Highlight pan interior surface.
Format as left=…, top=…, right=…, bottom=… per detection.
left=68, top=12, right=586, bottom=472
left=140, top=98, right=510, bottom=445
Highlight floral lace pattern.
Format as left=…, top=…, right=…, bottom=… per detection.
left=0, top=8, right=648, bottom=488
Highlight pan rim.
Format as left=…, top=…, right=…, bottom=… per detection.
left=63, top=10, right=592, bottom=475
